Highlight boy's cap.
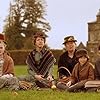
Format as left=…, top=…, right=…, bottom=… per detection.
left=76, top=49, right=89, bottom=59
left=33, top=32, right=48, bottom=38
left=63, top=36, right=77, bottom=44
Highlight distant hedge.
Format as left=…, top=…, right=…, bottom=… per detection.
left=8, top=49, right=63, bottom=65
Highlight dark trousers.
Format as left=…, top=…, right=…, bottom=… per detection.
left=56, top=82, right=69, bottom=90
left=67, top=80, right=87, bottom=92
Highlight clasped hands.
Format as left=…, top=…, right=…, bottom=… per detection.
left=35, top=74, right=53, bottom=81
left=66, top=81, right=72, bottom=87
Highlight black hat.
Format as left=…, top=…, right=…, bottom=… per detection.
left=63, top=36, right=77, bottom=44
left=76, top=49, right=89, bottom=59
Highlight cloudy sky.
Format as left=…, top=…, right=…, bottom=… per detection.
left=0, top=0, right=100, bottom=49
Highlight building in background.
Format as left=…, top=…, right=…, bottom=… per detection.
left=87, top=9, right=100, bottom=64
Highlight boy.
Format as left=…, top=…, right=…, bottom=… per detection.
left=0, top=34, right=14, bottom=77
left=57, top=36, right=78, bottom=90
left=0, top=33, right=19, bottom=90
left=66, top=49, right=94, bottom=92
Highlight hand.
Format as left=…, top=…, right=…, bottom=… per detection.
left=35, top=75, right=44, bottom=81
left=62, top=76, right=67, bottom=79
left=47, top=75, right=53, bottom=81
left=66, top=81, right=72, bottom=87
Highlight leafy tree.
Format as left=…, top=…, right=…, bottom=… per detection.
left=4, top=0, right=51, bottom=50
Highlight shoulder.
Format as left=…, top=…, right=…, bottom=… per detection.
left=87, top=62, right=95, bottom=69
left=73, top=63, right=79, bottom=69
left=44, top=48, right=54, bottom=56
left=4, top=53, right=14, bottom=62
left=60, top=51, right=68, bottom=57
left=28, top=50, right=35, bottom=57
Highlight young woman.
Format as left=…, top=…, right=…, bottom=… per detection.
left=19, top=32, right=56, bottom=88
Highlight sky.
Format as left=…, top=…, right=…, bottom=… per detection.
left=0, top=0, right=100, bottom=49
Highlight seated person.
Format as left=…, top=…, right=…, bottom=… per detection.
left=57, top=36, right=78, bottom=90
left=66, top=49, right=95, bottom=92
left=58, top=36, right=78, bottom=79
left=0, top=33, right=19, bottom=90
left=18, top=32, right=56, bottom=89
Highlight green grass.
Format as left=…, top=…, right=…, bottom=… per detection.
left=14, top=65, right=28, bottom=76
left=0, top=65, right=100, bottom=100
left=1, top=89, right=100, bottom=100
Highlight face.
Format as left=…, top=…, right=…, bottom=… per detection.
left=0, top=43, right=5, bottom=55
left=35, top=37, right=45, bottom=48
left=65, top=41, right=76, bottom=52
left=79, top=56, right=88, bottom=66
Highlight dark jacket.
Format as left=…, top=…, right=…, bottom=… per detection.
left=58, top=50, right=78, bottom=78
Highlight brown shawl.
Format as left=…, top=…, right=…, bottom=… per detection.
left=26, top=48, right=55, bottom=77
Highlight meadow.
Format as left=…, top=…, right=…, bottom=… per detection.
left=0, top=65, right=100, bottom=100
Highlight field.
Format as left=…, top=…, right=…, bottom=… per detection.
left=0, top=65, right=100, bottom=100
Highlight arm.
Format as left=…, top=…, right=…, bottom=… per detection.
left=95, top=59, right=100, bottom=80
left=47, top=64, right=54, bottom=81
left=27, top=67, right=44, bottom=81
left=3, top=56, right=14, bottom=75
left=58, top=56, right=64, bottom=78
left=87, top=64, right=95, bottom=80
left=68, top=64, right=78, bottom=85
left=28, top=68, right=36, bottom=77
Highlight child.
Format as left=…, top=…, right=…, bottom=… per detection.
left=0, top=33, right=19, bottom=90
left=0, top=33, right=14, bottom=77
left=66, top=49, right=95, bottom=92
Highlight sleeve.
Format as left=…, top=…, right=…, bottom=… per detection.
left=87, top=64, right=95, bottom=80
left=48, top=64, right=54, bottom=76
left=69, top=64, right=78, bottom=84
left=27, top=66, right=36, bottom=77
left=58, top=56, right=63, bottom=68
left=26, top=56, right=37, bottom=77
left=58, top=56, right=64, bottom=78
left=3, top=56, right=14, bottom=75
left=95, top=59, right=100, bottom=80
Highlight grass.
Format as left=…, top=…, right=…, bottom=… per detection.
left=0, top=65, right=100, bottom=100
left=14, top=65, right=28, bottom=76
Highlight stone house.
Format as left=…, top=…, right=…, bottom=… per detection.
left=87, top=9, right=100, bottom=64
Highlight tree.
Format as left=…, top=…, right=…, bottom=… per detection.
left=4, top=0, right=51, bottom=50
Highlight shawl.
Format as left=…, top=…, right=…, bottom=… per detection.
left=26, top=48, right=55, bottom=77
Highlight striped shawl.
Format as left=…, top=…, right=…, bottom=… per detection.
left=26, top=48, right=55, bottom=77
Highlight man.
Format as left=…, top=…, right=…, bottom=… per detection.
left=19, top=32, right=56, bottom=89
left=57, top=36, right=78, bottom=90
left=58, top=36, right=78, bottom=78
left=0, top=33, right=19, bottom=90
